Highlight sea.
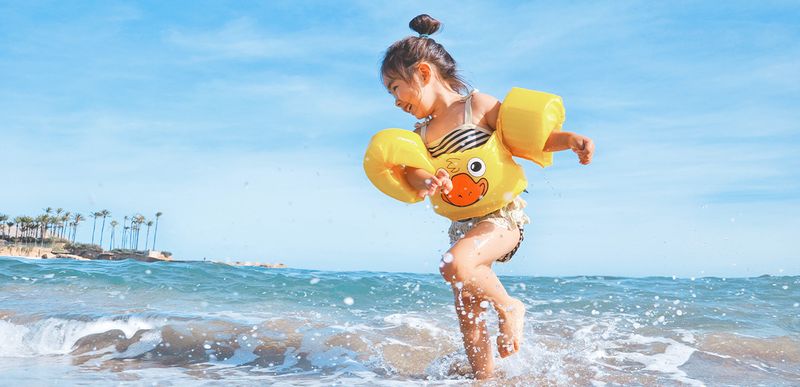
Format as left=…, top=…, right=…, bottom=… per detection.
left=0, top=256, right=798, bottom=386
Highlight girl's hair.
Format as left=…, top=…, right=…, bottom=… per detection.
left=381, top=14, right=469, bottom=94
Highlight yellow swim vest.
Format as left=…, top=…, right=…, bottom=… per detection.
left=363, top=87, right=564, bottom=221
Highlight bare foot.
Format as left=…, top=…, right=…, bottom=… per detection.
left=496, top=298, right=525, bottom=358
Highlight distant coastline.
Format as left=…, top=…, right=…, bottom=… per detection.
left=1, top=208, right=286, bottom=268
left=0, top=243, right=287, bottom=269
left=0, top=242, right=172, bottom=262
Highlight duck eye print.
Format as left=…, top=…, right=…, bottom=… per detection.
left=466, top=158, right=486, bottom=177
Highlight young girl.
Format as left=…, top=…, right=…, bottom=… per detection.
left=379, top=14, right=594, bottom=379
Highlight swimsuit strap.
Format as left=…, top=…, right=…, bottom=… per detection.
left=462, top=90, right=478, bottom=126
left=421, top=90, right=478, bottom=145
left=418, top=120, right=428, bottom=141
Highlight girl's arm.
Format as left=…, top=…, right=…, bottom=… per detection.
left=473, top=92, right=594, bottom=165
left=544, top=131, right=595, bottom=165
left=409, top=127, right=452, bottom=198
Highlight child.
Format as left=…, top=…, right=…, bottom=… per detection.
left=379, top=14, right=594, bottom=379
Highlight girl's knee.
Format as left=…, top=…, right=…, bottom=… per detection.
left=439, top=250, right=477, bottom=284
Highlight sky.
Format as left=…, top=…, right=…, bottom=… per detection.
left=1, top=1, right=798, bottom=277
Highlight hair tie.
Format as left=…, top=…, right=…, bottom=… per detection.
left=418, top=33, right=430, bottom=38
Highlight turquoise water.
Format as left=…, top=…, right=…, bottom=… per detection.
left=1, top=256, right=798, bottom=385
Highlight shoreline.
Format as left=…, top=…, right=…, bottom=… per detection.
left=0, top=244, right=286, bottom=268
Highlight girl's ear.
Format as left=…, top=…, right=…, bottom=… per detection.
left=417, top=62, right=432, bottom=85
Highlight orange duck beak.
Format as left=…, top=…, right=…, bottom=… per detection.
left=441, top=173, right=489, bottom=207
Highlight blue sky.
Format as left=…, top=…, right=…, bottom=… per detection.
left=1, top=1, right=798, bottom=277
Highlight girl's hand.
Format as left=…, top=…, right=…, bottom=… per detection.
left=417, top=168, right=453, bottom=198
left=569, top=135, right=595, bottom=165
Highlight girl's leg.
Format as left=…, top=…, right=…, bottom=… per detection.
left=453, top=284, right=494, bottom=379
left=440, top=222, right=527, bottom=373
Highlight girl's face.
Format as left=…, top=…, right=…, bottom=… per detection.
left=383, top=65, right=433, bottom=120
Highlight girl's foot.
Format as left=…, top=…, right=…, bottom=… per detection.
left=496, top=298, right=525, bottom=358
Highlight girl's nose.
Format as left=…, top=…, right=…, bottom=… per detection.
left=395, top=98, right=402, bottom=107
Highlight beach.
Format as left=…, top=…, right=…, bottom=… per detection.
left=1, top=256, right=798, bottom=385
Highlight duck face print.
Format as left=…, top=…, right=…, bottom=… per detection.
left=441, top=157, right=489, bottom=207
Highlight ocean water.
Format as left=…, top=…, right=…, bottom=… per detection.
left=0, top=257, right=798, bottom=386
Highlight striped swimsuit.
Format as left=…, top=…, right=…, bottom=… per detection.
left=419, top=93, right=493, bottom=157
left=419, top=92, right=527, bottom=263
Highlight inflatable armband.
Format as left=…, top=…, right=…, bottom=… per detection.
left=363, top=129, right=435, bottom=203
left=497, top=87, right=564, bottom=167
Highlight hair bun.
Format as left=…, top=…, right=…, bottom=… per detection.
left=409, top=14, right=441, bottom=36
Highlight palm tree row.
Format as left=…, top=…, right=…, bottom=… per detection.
left=0, top=209, right=163, bottom=252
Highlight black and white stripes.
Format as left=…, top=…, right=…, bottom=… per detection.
left=427, top=127, right=491, bottom=157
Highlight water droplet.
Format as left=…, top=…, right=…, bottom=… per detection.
left=309, top=278, right=320, bottom=285
left=480, top=301, right=489, bottom=308
left=145, top=269, right=152, bottom=275
left=203, top=344, right=211, bottom=349
left=676, top=310, right=683, bottom=316
left=591, top=310, right=599, bottom=315
left=455, top=282, right=464, bottom=290
left=441, top=253, right=454, bottom=263
left=343, top=297, right=354, bottom=305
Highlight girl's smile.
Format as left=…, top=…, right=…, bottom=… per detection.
left=385, top=77, right=427, bottom=119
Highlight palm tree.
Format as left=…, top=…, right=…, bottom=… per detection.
left=98, top=209, right=110, bottom=247
left=71, top=213, right=84, bottom=243
left=60, top=212, right=71, bottom=240
left=144, top=220, right=154, bottom=250
left=128, top=216, right=135, bottom=249
left=121, top=216, right=129, bottom=249
left=123, top=226, right=130, bottom=249
left=15, top=216, right=32, bottom=243
left=6, top=221, right=14, bottom=241
left=131, top=215, right=144, bottom=251
left=54, top=208, right=63, bottom=239
left=36, top=214, right=50, bottom=246
left=152, top=212, right=162, bottom=250
left=0, top=214, right=8, bottom=238
left=13, top=217, right=22, bottom=240
left=90, top=212, right=101, bottom=245
left=109, top=220, right=118, bottom=250
left=42, top=208, right=52, bottom=238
